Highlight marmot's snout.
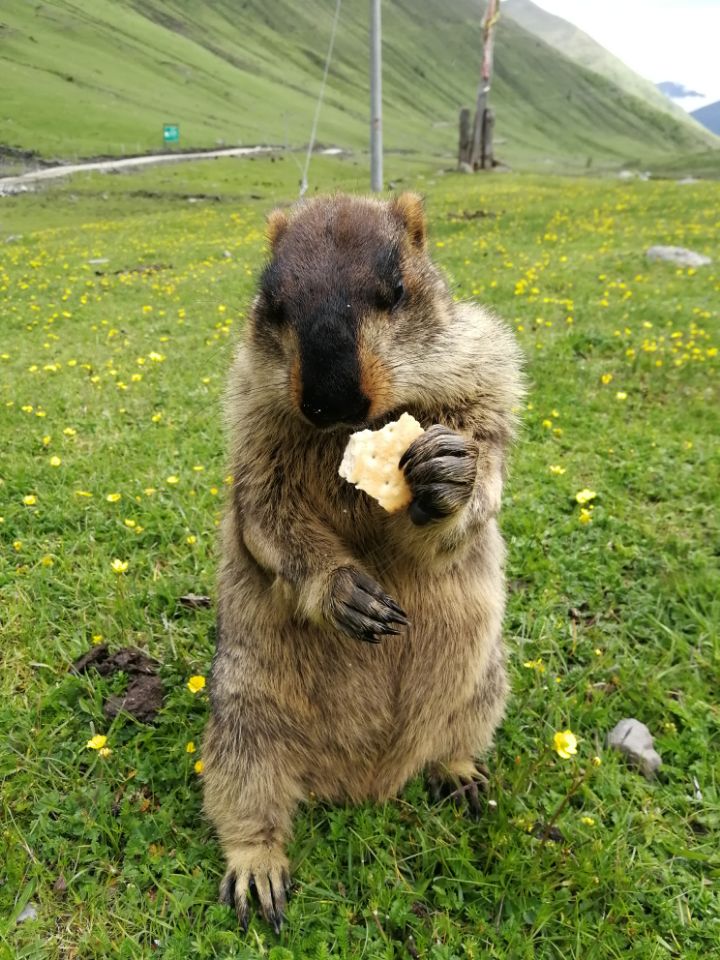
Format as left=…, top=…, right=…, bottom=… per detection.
left=298, top=316, right=370, bottom=429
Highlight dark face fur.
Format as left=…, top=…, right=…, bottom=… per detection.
left=251, top=193, right=448, bottom=430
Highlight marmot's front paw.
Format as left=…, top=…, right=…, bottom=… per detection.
left=326, top=566, right=409, bottom=643
left=220, top=845, right=290, bottom=933
left=400, top=424, right=478, bottom=525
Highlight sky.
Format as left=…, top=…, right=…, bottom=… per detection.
left=525, top=0, right=720, bottom=111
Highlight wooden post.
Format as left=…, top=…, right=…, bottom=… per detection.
left=481, top=108, right=494, bottom=169
left=458, top=108, right=471, bottom=168
left=470, top=0, right=500, bottom=170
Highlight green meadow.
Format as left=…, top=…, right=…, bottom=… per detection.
left=1, top=156, right=719, bottom=959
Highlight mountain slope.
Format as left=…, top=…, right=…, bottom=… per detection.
left=0, top=0, right=714, bottom=166
left=504, top=0, right=716, bottom=145
left=692, top=101, right=720, bottom=136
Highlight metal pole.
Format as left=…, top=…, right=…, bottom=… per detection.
left=370, top=0, right=383, bottom=192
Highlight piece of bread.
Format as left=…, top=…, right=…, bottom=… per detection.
left=338, top=413, right=424, bottom=512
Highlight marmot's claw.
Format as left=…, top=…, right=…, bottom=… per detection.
left=328, top=566, right=409, bottom=643
left=399, top=424, right=468, bottom=468
left=427, top=763, right=490, bottom=819
left=220, top=855, right=289, bottom=933
left=401, top=425, right=477, bottom=525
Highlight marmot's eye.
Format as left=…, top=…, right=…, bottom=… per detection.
left=391, top=280, right=405, bottom=309
left=263, top=293, right=285, bottom=326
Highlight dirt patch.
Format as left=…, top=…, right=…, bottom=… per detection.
left=70, top=643, right=163, bottom=723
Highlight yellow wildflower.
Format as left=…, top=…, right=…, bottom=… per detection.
left=600, top=373, right=613, bottom=385
left=87, top=734, right=108, bottom=750
left=194, top=759, right=205, bottom=774
left=99, top=747, right=112, bottom=758
left=23, top=495, right=37, bottom=506
left=575, top=488, right=597, bottom=505
left=106, top=492, right=122, bottom=503
left=166, top=475, right=179, bottom=485
left=523, top=658, right=546, bottom=673
left=553, top=729, right=578, bottom=759
left=581, top=816, right=596, bottom=826
left=186, top=535, right=197, bottom=545
left=579, top=508, right=593, bottom=524
left=186, top=741, right=196, bottom=753
left=187, top=675, right=206, bottom=694
left=111, top=559, right=128, bottom=574
left=549, top=464, right=566, bottom=475
left=615, top=391, right=628, bottom=401
left=49, top=456, right=62, bottom=467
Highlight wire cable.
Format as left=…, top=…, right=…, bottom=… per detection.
left=299, top=0, right=343, bottom=197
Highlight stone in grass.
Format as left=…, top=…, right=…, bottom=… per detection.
left=16, top=903, right=38, bottom=924
left=607, top=718, right=662, bottom=778
left=646, top=246, right=712, bottom=268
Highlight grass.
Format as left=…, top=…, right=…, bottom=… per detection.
left=0, top=0, right=716, bottom=169
left=1, top=154, right=719, bottom=959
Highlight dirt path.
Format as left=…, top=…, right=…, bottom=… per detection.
left=0, top=145, right=272, bottom=192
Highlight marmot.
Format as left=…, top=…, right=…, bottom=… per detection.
left=202, top=192, right=524, bottom=932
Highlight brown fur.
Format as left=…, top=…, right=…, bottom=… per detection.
left=202, top=193, right=524, bottom=930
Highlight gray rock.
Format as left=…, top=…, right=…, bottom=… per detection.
left=607, top=718, right=662, bottom=777
left=646, top=245, right=711, bottom=268
left=17, top=902, right=38, bottom=924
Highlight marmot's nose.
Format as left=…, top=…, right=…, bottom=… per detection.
left=301, top=393, right=370, bottom=428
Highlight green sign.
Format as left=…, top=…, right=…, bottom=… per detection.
left=163, top=124, right=179, bottom=144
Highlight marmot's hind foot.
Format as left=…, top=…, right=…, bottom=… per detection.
left=427, top=760, right=490, bottom=819
left=219, top=846, right=291, bottom=934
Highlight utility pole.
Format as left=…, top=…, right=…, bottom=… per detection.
left=370, top=0, right=383, bottom=191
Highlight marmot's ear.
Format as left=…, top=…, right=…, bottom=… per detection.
left=266, top=208, right=289, bottom=250
left=391, top=192, right=426, bottom=250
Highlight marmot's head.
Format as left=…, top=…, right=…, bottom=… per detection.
left=250, top=193, right=453, bottom=430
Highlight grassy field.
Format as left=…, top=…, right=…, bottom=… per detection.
left=1, top=0, right=716, bottom=169
left=1, top=155, right=719, bottom=959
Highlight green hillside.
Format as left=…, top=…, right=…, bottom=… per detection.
left=503, top=0, right=716, bottom=146
left=0, top=0, right=714, bottom=167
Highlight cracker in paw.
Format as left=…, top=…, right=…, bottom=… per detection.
left=338, top=412, right=425, bottom=512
